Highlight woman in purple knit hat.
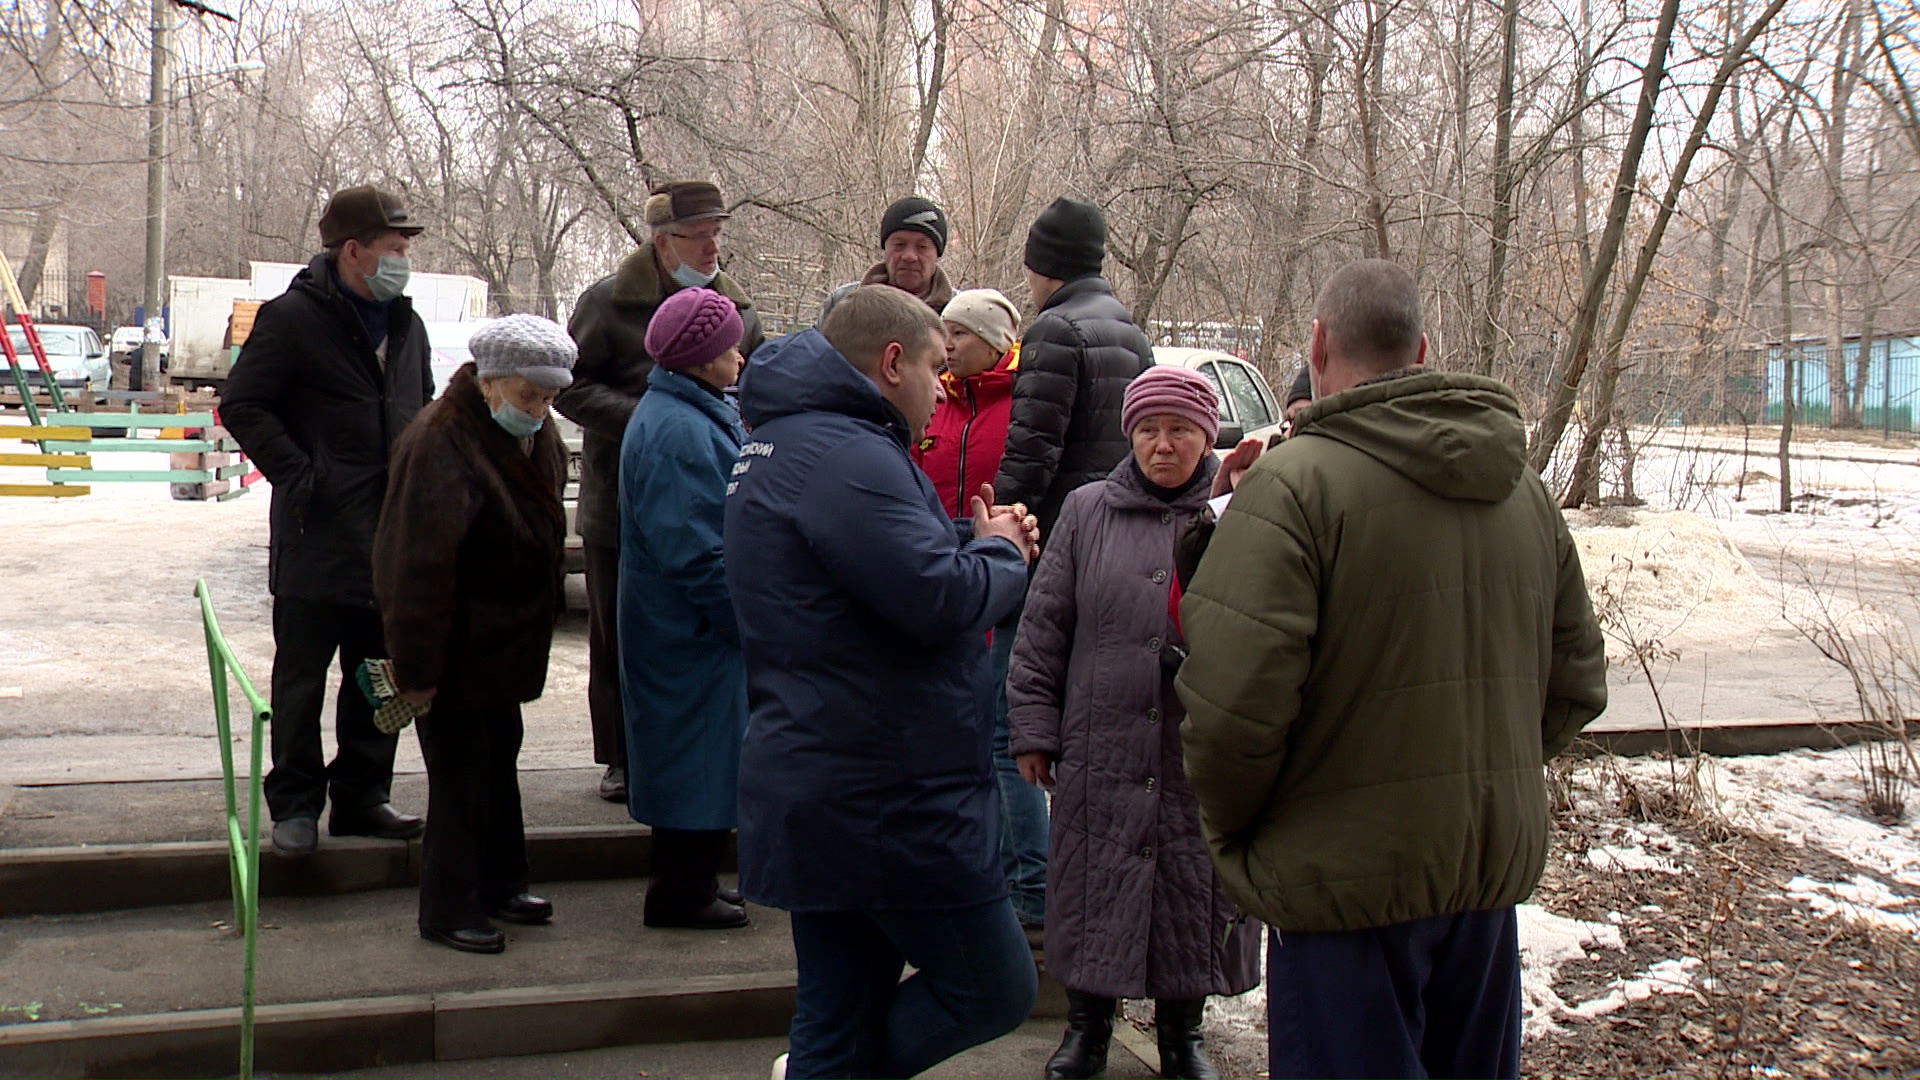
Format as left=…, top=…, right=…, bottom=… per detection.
left=1008, top=365, right=1265, bottom=1079
left=617, top=286, right=752, bottom=930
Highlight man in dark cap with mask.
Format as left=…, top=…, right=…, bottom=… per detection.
left=561, top=180, right=764, bottom=805
left=222, top=183, right=435, bottom=858
left=819, top=196, right=957, bottom=322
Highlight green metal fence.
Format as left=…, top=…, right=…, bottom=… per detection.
left=195, top=579, right=269, bottom=1079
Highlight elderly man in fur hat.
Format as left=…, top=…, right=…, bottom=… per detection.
left=560, top=181, right=765, bottom=807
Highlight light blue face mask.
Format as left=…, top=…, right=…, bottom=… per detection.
left=491, top=401, right=545, bottom=438
left=671, top=261, right=718, bottom=288
left=365, top=255, right=411, bottom=301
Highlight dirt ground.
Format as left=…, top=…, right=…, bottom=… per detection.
left=1523, top=756, right=1920, bottom=1078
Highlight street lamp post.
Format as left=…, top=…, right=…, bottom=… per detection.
left=139, top=0, right=169, bottom=392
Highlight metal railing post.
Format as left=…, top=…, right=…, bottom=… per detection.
left=195, top=579, right=270, bottom=1080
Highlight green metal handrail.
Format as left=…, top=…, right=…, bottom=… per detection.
left=195, top=579, right=270, bottom=1080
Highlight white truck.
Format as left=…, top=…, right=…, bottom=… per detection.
left=164, top=262, right=489, bottom=389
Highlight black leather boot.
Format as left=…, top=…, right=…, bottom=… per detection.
left=1154, top=998, right=1219, bottom=1079
left=1045, top=990, right=1116, bottom=1079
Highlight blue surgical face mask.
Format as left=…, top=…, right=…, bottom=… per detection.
left=491, top=401, right=545, bottom=438
left=367, top=255, right=411, bottom=301
left=671, top=260, right=718, bottom=288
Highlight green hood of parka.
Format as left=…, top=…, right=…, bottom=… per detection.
left=1292, top=370, right=1528, bottom=504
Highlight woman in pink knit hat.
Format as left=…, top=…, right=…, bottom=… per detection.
left=1006, top=365, right=1264, bottom=1079
left=617, top=286, right=753, bottom=930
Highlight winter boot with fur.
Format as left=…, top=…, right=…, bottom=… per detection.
left=1045, top=990, right=1117, bottom=1079
left=1154, top=998, right=1219, bottom=1079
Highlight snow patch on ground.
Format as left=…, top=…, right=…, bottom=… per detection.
left=1563, top=956, right=1706, bottom=1020
left=1517, top=903, right=1624, bottom=1039
left=1568, top=509, right=1785, bottom=659
left=1586, top=843, right=1683, bottom=875
left=1788, top=875, right=1920, bottom=939
left=1619, top=750, right=1920, bottom=889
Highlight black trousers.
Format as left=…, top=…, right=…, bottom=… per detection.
left=645, top=828, right=730, bottom=922
left=585, top=543, right=626, bottom=770
left=263, top=596, right=400, bottom=822
left=416, top=703, right=530, bottom=932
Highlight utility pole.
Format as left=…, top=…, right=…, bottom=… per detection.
left=140, top=0, right=170, bottom=392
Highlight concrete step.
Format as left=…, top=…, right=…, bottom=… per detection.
left=0, top=768, right=660, bottom=917
left=0, top=878, right=1070, bottom=1079
left=320, top=1020, right=1161, bottom=1080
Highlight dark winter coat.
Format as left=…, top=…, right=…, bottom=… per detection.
left=912, top=343, right=1018, bottom=519
left=725, top=329, right=1029, bottom=912
left=371, top=365, right=568, bottom=712
left=618, top=366, right=747, bottom=831
left=221, top=252, right=434, bottom=606
left=818, top=261, right=958, bottom=324
left=560, top=248, right=764, bottom=548
left=1008, top=455, right=1260, bottom=1000
left=991, top=276, right=1153, bottom=533
left=1176, top=371, right=1610, bottom=933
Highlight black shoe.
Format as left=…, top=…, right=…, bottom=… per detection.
left=1154, top=998, right=1219, bottom=1080
left=486, top=893, right=553, bottom=925
left=329, top=802, right=426, bottom=840
left=421, top=925, right=506, bottom=954
left=270, top=817, right=318, bottom=858
left=645, top=897, right=750, bottom=930
left=1046, top=991, right=1115, bottom=1079
left=599, top=765, right=627, bottom=803
left=717, top=885, right=744, bottom=906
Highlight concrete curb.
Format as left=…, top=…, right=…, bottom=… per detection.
left=0, top=825, right=673, bottom=918
left=0, top=968, right=1069, bottom=1078
left=1575, top=719, right=1920, bottom=759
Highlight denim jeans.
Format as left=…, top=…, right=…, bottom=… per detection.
left=785, top=898, right=1039, bottom=1079
left=990, top=613, right=1049, bottom=926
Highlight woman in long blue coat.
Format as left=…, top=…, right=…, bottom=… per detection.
left=617, top=287, right=750, bottom=930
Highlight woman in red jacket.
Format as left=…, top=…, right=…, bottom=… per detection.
left=914, top=289, right=1021, bottom=519
left=911, top=287, right=1051, bottom=935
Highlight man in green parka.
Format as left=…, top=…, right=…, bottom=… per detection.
left=1175, top=259, right=1607, bottom=1079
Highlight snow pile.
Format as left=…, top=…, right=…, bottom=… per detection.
left=1788, top=876, right=1920, bottom=939
left=1567, top=510, right=1786, bottom=656
left=1563, top=956, right=1705, bottom=1019
left=1517, top=903, right=1624, bottom=1039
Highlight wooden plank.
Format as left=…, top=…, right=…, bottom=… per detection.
left=41, top=413, right=218, bottom=429
left=41, top=438, right=233, bottom=453
left=0, top=483, right=90, bottom=498
left=0, top=452, right=90, bottom=467
left=215, top=485, right=252, bottom=502
left=45, top=469, right=219, bottom=483
left=0, top=427, right=90, bottom=442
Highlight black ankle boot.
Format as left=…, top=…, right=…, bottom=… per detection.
left=1045, top=990, right=1116, bottom=1079
left=1154, top=998, right=1219, bottom=1079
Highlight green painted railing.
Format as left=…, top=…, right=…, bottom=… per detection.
left=195, top=580, right=269, bottom=1079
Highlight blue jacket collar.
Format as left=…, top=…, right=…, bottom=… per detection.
left=649, top=365, right=743, bottom=440
left=739, top=329, right=892, bottom=432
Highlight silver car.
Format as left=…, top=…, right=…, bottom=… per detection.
left=8, top=324, right=110, bottom=402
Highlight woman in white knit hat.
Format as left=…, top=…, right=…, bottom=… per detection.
left=371, top=313, right=575, bottom=955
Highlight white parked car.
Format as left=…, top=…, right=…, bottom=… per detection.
left=109, top=325, right=169, bottom=360
left=8, top=324, right=110, bottom=401
left=1151, top=346, right=1286, bottom=450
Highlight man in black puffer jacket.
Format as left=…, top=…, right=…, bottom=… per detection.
left=993, top=197, right=1153, bottom=535
left=221, top=185, right=434, bottom=859
left=986, top=197, right=1153, bottom=947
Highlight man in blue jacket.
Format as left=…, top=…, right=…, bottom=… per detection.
left=727, top=285, right=1040, bottom=1078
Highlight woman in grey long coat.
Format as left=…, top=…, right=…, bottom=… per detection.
left=1009, top=365, right=1262, bottom=1080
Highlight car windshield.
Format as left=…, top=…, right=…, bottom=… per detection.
left=7, top=326, right=86, bottom=356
